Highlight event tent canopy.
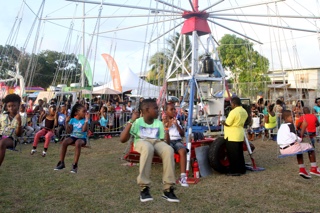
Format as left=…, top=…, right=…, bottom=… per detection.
left=98, top=68, right=161, bottom=98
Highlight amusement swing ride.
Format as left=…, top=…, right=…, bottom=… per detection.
left=55, top=0, right=320, bottom=182
left=3, top=0, right=320, bottom=181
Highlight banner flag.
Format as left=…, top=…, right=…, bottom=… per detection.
left=101, top=53, right=122, bottom=92
left=77, top=54, right=93, bottom=86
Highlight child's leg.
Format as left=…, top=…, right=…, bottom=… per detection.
left=0, top=138, right=14, bottom=166
left=73, top=139, right=85, bottom=165
left=308, top=151, right=316, bottom=163
left=44, top=131, right=55, bottom=151
left=308, top=150, right=320, bottom=176
left=59, top=137, right=74, bottom=162
left=297, top=154, right=304, bottom=164
left=177, top=148, right=187, bottom=174
left=134, top=139, right=155, bottom=187
left=32, top=129, right=46, bottom=149
left=154, top=141, right=175, bottom=190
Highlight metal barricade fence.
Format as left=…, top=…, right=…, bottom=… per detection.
left=89, top=111, right=133, bottom=135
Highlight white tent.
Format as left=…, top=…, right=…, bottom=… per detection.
left=103, top=68, right=161, bottom=98
left=92, top=85, right=121, bottom=94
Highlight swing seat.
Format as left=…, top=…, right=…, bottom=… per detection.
left=123, top=142, right=180, bottom=165
left=278, top=148, right=314, bottom=158
left=263, top=127, right=277, bottom=141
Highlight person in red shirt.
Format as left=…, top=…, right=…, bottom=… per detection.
left=297, top=107, right=319, bottom=147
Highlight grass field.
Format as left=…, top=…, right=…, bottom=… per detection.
left=1, top=136, right=320, bottom=212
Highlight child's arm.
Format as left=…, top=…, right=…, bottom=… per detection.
left=299, top=120, right=308, bottom=138
left=65, top=116, right=72, bottom=134
left=53, top=111, right=58, bottom=130
left=173, top=118, right=184, bottom=137
left=39, top=111, right=46, bottom=123
left=82, top=113, right=90, bottom=132
left=120, top=111, right=139, bottom=143
left=14, top=113, right=23, bottom=137
left=162, top=115, right=170, bottom=144
left=264, top=114, right=269, bottom=124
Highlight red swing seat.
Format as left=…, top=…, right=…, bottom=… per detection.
left=123, top=142, right=180, bottom=165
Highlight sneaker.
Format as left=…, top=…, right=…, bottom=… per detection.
left=42, top=151, right=47, bottom=157
left=299, top=168, right=311, bottom=179
left=54, top=161, right=65, bottom=170
left=30, top=149, right=37, bottom=155
left=310, top=167, right=320, bottom=177
left=140, top=186, right=153, bottom=202
left=162, top=186, right=180, bottom=202
left=179, top=176, right=189, bottom=187
left=70, top=164, right=78, bottom=173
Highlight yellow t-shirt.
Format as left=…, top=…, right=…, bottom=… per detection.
left=265, top=113, right=277, bottom=129
left=224, top=106, right=248, bottom=142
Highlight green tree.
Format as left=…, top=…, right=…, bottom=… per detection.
left=218, top=34, right=269, bottom=98
left=0, top=46, right=81, bottom=89
left=27, top=50, right=81, bottom=88
left=147, top=32, right=191, bottom=86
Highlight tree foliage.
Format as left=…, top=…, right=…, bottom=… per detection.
left=218, top=34, right=270, bottom=98
left=0, top=45, right=81, bottom=89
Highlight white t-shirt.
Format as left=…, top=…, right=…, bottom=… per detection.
left=252, top=117, right=260, bottom=128
left=277, top=123, right=301, bottom=148
left=126, top=106, right=133, bottom=113
left=169, top=120, right=183, bottom=140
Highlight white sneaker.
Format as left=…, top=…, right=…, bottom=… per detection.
left=179, top=176, right=189, bottom=187
left=30, top=149, right=37, bottom=155
left=42, top=151, right=47, bottom=157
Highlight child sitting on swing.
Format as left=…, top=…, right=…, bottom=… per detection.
left=277, top=110, right=320, bottom=179
left=163, top=102, right=189, bottom=187
left=120, top=99, right=179, bottom=203
left=54, top=103, right=90, bottom=173
left=98, top=106, right=111, bottom=138
left=0, top=94, right=22, bottom=166
left=31, top=105, right=58, bottom=157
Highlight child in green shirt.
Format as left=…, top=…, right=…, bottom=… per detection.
left=120, top=99, right=179, bottom=203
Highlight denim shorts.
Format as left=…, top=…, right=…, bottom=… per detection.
left=170, top=140, right=186, bottom=153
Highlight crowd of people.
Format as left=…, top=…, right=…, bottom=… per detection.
left=247, top=97, right=320, bottom=142
left=0, top=93, right=187, bottom=203
left=2, top=92, right=320, bottom=203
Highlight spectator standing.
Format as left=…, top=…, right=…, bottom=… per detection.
left=221, top=97, right=248, bottom=176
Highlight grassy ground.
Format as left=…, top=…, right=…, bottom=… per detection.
left=1, top=136, right=320, bottom=212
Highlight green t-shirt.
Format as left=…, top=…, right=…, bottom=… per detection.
left=130, top=117, right=164, bottom=146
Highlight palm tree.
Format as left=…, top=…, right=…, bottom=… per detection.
left=147, top=32, right=192, bottom=86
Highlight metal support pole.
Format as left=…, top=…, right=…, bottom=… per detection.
left=81, top=2, right=85, bottom=87
left=186, top=31, right=198, bottom=176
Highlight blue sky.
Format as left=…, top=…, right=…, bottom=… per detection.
left=0, top=0, right=320, bottom=85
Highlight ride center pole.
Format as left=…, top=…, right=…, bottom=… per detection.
left=186, top=30, right=198, bottom=177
